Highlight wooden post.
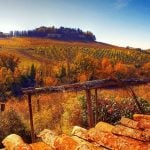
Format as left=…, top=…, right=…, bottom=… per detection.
left=0, top=103, right=5, bottom=112
left=128, top=87, right=144, bottom=114
left=28, top=93, right=35, bottom=143
left=85, top=89, right=94, bottom=128
left=95, top=88, right=98, bottom=124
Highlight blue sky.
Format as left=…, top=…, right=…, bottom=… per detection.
left=0, top=0, right=150, bottom=49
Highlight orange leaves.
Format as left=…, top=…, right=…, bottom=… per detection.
left=45, top=76, right=57, bottom=86
left=13, top=68, right=21, bottom=78
left=101, top=58, right=111, bottom=69
left=142, top=62, right=150, bottom=70
left=141, top=62, right=150, bottom=76
left=77, top=73, right=89, bottom=82
left=97, top=58, right=114, bottom=78
left=114, top=62, right=128, bottom=74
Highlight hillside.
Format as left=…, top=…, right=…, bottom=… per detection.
left=146, top=49, right=150, bottom=53
left=0, top=37, right=149, bottom=89
left=0, top=37, right=149, bottom=67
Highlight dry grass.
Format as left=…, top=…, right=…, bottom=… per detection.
left=4, top=84, right=149, bottom=133
left=97, top=84, right=150, bottom=102
left=5, top=92, right=82, bottom=135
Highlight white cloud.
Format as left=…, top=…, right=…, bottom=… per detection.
left=114, top=0, right=131, bottom=9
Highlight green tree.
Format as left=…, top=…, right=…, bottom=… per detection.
left=30, top=64, right=36, bottom=80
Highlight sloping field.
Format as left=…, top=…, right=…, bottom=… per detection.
left=0, top=37, right=149, bottom=67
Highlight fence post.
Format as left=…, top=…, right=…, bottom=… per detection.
left=0, top=102, right=5, bottom=112
left=85, top=89, right=94, bottom=128
left=28, top=93, right=35, bottom=143
left=95, top=88, right=98, bottom=124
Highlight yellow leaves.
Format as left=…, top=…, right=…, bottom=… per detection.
left=0, top=67, right=14, bottom=83
left=5, top=69, right=14, bottom=83
left=34, top=109, right=53, bottom=133
left=0, top=67, right=7, bottom=81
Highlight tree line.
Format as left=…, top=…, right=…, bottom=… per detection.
left=1, top=26, right=96, bottom=42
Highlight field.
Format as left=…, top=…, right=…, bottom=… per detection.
left=0, top=37, right=150, bottom=147
left=0, top=37, right=150, bottom=67
left=0, top=37, right=149, bottom=85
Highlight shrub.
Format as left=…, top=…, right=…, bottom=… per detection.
left=79, top=94, right=150, bottom=125
left=97, top=97, right=150, bottom=124
left=0, top=109, right=31, bottom=148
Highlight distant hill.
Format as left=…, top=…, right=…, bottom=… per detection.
left=6, top=26, right=96, bottom=42
left=0, top=32, right=7, bottom=38
left=145, top=49, right=150, bottom=53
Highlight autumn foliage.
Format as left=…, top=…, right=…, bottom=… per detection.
left=0, top=38, right=149, bottom=148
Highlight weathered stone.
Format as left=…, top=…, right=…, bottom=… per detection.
left=138, top=119, right=150, bottom=129
left=112, top=124, right=150, bottom=142
left=87, top=128, right=149, bottom=150
left=30, top=142, right=52, bottom=150
left=95, top=121, right=115, bottom=133
left=133, top=114, right=150, bottom=121
left=71, top=126, right=88, bottom=139
left=2, top=134, right=25, bottom=150
left=120, top=117, right=139, bottom=129
left=54, top=134, right=78, bottom=150
left=37, top=129, right=58, bottom=148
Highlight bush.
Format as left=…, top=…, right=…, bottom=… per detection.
left=0, top=109, right=31, bottom=148
left=97, top=97, right=150, bottom=124
left=79, top=94, right=150, bottom=125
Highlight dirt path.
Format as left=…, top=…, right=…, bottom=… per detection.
left=17, top=49, right=51, bottom=64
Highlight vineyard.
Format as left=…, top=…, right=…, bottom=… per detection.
left=0, top=38, right=150, bottom=66
left=0, top=37, right=149, bottom=87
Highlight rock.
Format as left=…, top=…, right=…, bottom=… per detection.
left=120, top=117, right=139, bottom=129
left=95, top=121, right=115, bottom=133
left=30, top=142, right=52, bottom=150
left=112, top=124, right=150, bottom=142
left=137, top=119, right=150, bottom=129
left=87, top=128, right=149, bottom=150
left=37, top=129, right=57, bottom=148
left=71, top=126, right=88, bottom=139
left=2, top=134, right=25, bottom=150
left=133, top=114, right=150, bottom=121
left=15, top=143, right=32, bottom=150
